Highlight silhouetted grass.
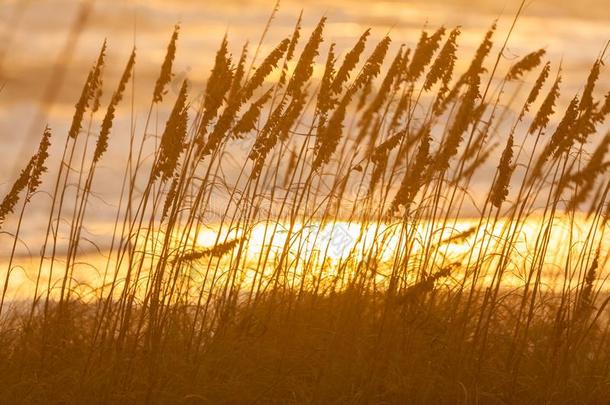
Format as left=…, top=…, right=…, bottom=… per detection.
left=0, top=2, right=609, bottom=403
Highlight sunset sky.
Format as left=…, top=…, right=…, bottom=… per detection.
left=0, top=0, right=608, bottom=220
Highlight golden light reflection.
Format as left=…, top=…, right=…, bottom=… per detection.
left=2, top=215, right=607, bottom=304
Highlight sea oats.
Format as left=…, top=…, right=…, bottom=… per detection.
left=424, top=27, right=460, bottom=91
left=331, top=29, right=370, bottom=94
left=528, top=70, right=561, bottom=134
left=434, top=74, right=481, bottom=172
left=154, top=80, right=189, bottom=182
left=94, top=49, right=136, bottom=163
left=201, top=35, right=234, bottom=128
left=390, top=128, right=431, bottom=213
left=437, top=23, right=495, bottom=114
left=506, top=49, right=545, bottom=81
left=316, top=43, right=337, bottom=126
left=242, top=38, right=290, bottom=102
left=358, top=47, right=404, bottom=142
left=278, top=12, right=302, bottom=87
left=286, top=17, right=326, bottom=99
left=233, top=89, right=274, bottom=138
left=518, top=62, right=550, bottom=121
left=490, top=134, right=515, bottom=208
left=153, top=25, right=179, bottom=103
left=407, top=26, right=445, bottom=83
left=228, top=43, right=249, bottom=102
left=0, top=127, right=52, bottom=226
left=68, top=42, right=106, bottom=139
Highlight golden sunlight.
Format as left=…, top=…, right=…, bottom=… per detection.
left=0, top=0, right=608, bottom=403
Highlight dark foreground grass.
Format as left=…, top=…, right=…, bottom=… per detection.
left=1, top=290, right=609, bottom=404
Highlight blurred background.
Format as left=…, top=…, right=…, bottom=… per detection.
left=0, top=0, right=608, bottom=225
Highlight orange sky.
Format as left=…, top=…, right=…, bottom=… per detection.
left=0, top=0, right=608, bottom=221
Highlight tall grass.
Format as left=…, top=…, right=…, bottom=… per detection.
left=0, top=5, right=609, bottom=404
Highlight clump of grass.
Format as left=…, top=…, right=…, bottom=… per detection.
left=1, top=4, right=610, bottom=404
